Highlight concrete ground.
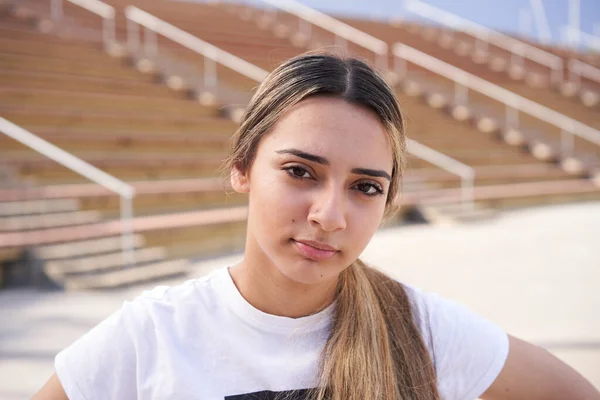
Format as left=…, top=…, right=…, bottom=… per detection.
left=1, top=202, right=599, bottom=398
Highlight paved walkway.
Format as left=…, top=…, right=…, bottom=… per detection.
left=1, top=202, right=599, bottom=398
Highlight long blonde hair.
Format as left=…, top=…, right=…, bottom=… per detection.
left=222, top=51, right=439, bottom=400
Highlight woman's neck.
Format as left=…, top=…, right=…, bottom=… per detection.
left=228, top=256, right=338, bottom=319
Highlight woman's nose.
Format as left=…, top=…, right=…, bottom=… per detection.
left=308, top=186, right=347, bottom=232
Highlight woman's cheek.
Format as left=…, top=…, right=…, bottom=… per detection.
left=350, top=203, right=381, bottom=248
left=257, top=175, right=305, bottom=220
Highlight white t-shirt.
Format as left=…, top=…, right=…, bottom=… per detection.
left=55, top=266, right=509, bottom=400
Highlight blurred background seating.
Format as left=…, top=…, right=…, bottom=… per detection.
left=0, top=0, right=598, bottom=290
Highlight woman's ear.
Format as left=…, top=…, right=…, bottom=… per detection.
left=230, top=164, right=250, bottom=193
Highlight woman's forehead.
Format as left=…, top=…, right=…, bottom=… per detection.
left=279, top=96, right=381, bottom=129
left=262, top=97, right=393, bottom=168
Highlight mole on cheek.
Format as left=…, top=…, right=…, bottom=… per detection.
left=292, top=219, right=295, bottom=223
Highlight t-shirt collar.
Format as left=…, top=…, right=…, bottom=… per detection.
left=213, top=266, right=336, bottom=334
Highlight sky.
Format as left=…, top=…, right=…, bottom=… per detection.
left=294, top=0, right=600, bottom=46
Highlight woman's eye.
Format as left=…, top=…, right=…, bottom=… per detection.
left=285, top=166, right=311, bottom=179
left=356, top=182, right=384, bottom=196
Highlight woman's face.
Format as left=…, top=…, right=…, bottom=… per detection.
left=232, top=96, right=394, bottom=286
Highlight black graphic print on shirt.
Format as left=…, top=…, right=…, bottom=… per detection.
left=225, top=388, right=312, bottom=400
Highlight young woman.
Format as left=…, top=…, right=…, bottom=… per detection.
left=34, top=52, right=599, bottom=400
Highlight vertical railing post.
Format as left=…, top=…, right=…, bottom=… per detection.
left=569, top=60, right=581, bottom=87
left=120, top=194, right=136, bottom=270
left=560, top=121, right=575, bottom=156
left=568, top=0, right=581, bottom=49
left=560, top=129, right=574, bottom=156
left=394, top=53, right=407, bottom=80
left=461, top=172, right=475, bottom=212
left=102, top=16, right=116, bottom=51
left=144, top=26, right=158, bottom=57
left=455, top=82, right=468, bottom=105
left=376, top=49, right=388, bottom=71
left=204, top=56, right=217, bottom=88
left=127, top=18, right=140, bottom=52
left=551, top=62, right=563, bottom=88
left=506, top=106, right=519, bottom=130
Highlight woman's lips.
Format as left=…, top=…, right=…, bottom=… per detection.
left=292, top=239, right=338, bottom=261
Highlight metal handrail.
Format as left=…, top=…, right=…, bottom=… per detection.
left=393, top=43, right=600, bottom=156
left=568, top=59, right=600, bottom=87
left=51, top=0, right=115, bottom=50
left=125, top=6, right=473, bottom=210
left=125, top=6, right=269, bottom=87
left=404, top=0, right=564, bottom=86
left=245, top=0, right=389, bottom=70
left=407, top=139, right=474, bottom=211
left=0, top=117, right=136, bottom=267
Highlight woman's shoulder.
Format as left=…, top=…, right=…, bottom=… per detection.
left=397, top=280, right=509, bottom=400
left=53, top=267, right=232, bottom=399
left=398, top=281, right=489, bottom=329
left=396, top=281, right=443, bottom=328
left=133, top=266, right=226, bottom=310
left=92, top=267, right=230, bottom=344
left=397, top=280, right=507, bottom=352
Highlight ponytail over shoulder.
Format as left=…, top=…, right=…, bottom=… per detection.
left=310, top=259, right=440, bottom=400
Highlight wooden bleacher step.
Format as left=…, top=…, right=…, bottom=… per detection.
left=45, top=246, right=167, bottom=276
left=0, top=198, right=79, bottom=216
left=63, top=258, right=190, bottom=290
left=34, top=232, right=190, bottom=290
left=35, top=234, right=146, bottom=260
left=417, top=202, right=499, bottom=225
left=0, top=209, right=102, bottom=231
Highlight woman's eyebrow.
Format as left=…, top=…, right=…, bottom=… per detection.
left=351, top=168, right=391, bottom=181
left=276, top=148, right=391, bottom=181
left=276, top=148, right=329, bottom=165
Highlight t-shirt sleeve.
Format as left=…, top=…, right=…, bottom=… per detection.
left=407, top=286, right=509, bottom=400
left=54, top=299, right=143, bottom=400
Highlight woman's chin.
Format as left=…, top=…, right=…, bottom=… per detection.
left=277, top=257, right=341, bottom=286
